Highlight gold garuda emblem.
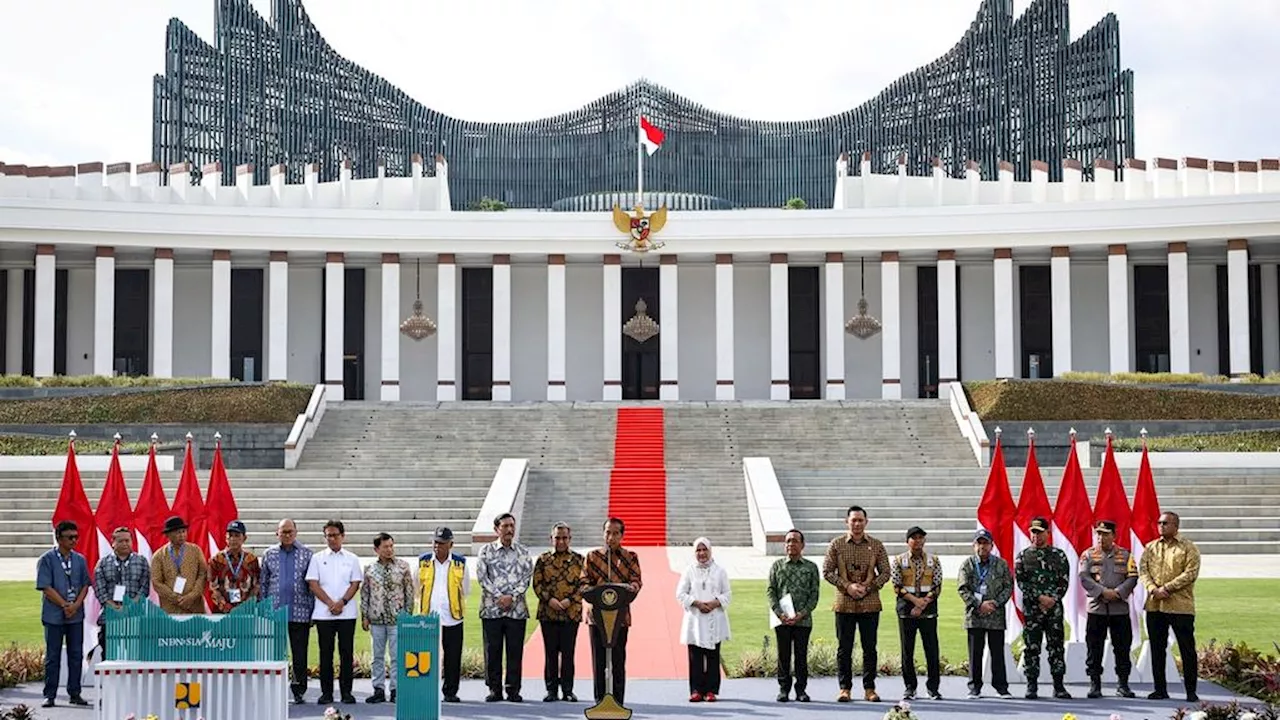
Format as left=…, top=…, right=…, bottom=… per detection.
left=612, top=204, right=667, bottom=253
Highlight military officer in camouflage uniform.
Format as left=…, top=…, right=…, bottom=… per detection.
left=1078, top=520, right=1138, bottom=699
left=1014, top=516, right=1072, bottom=700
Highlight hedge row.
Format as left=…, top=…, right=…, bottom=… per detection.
left=0, top=384, right=313, bottom=425
left=0, top=435, right=151, bottom=456
left=965, top=379, right=1280, bottom=421
left=0, top=375, right=235, bottom=388
left=1111, top=430, right=1280, bottom=453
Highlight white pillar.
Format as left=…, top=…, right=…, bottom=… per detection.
left=546, top=255, right=566, bottom=401
left=659, top=256, right=679, bottom=400
left=937, top=251, right=958, bottom=383
left=93, top=247, right=115, bottom=377
left=267, top=252, right=289, bottom=383
left=492, top=255, right=512, bottom=401
left=993, top=249, right=1016, bottom=379
left=1051, top=247, right=1073, bottom=376
left=770, top=254, right=790, bottom=400
left=210, top=250, right=232, bottom=379
left=715, top=255, right=735, bottom=400
left=436, top=254, right=457, bottom=401
left=1168, top=243, right=1191, bottom=374
left=152, top=250, right=173, bottom=378
left=881, top=252, right=902, bottom=399
left=380, top=254, right=400, bottom=401
left=324, top=253, right=345, bottom=401
left=1262, top=264, right=1279, bottom=374
left=33, top=245, right=55, bottom=377
left=603, top=256, right=622, bottom=401
left=824, top=253, right=845, bottom=399
left=1108, top=245, right=1130, bottom=373
left=1228, top=239, right=1251, bottom=376
left=4, top=269, right=23, bottom=374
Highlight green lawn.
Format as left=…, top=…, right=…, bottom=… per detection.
left=5, top=579, right=1276, bottom=676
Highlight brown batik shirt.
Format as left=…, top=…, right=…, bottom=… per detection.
left=580, top=546, right=643, bottom=626
left=532, top=549, right=585, bottom=623
left=822, top=533, right=890, bottom=614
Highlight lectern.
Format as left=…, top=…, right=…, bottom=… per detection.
left=582, top=582, right=637, bottom=720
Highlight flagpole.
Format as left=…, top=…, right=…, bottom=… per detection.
left=637, top=112, right=644, bottom=206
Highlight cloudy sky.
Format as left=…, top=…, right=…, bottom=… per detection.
left=0, top=0, right=1275, bottom=168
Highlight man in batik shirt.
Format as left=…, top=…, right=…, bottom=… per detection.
left=580, top=517, right=643, bottom=705
left=532, top=523, right=585, bottom=702
left=475, top=512, right=534, bottom=703
left=259, top=518, right=315, bottom=705
left=209, top=520, right=260, bottom=613
left=361, top=532, right=414, bottom=704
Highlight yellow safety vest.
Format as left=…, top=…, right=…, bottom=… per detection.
left=418, top=553, right=466, bottom=621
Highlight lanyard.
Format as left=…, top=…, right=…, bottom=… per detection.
left=115, top=555, right=129, bottom=581
left=60, top=554, right=73, bottom=580
left=227, top=552, right=245, bottom=580
left=976, top=558, right=990, bottom=585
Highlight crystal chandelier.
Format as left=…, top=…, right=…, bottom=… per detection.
left=622, top=298, right=660, bottom=343
left=845, top=257, right=883, bottom=340
left=400, top=259, right=437, bottom=341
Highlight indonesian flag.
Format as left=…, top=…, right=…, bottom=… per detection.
left=639, top=116, right=665, bottom=155
left=171, top=438, right=209, bottom=559
left=1130, top=440, right=1162, bottom=640
left=135, top=444, right=171, bottom=562
left=203, top=438, right=238, bottom=555
left=95, top=441, right=136, bottom=559
left=976, top=433, right=1017, bottom=635
left=1012, top=433, right=1053, bottom=640
left=1052, top=431, right=1095, bottom=641
left=1094, top=434, right=1133, bottom=552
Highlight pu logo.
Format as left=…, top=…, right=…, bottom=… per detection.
left=404, top=650, right=432, bottom=678
left=175, top=681, right=202, bottom=709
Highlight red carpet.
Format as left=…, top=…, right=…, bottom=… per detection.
left=607, top=407, right=667, bottom=545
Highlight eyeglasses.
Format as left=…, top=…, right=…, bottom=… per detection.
left=63, top=535, right=78, bottom=541
left=324, top=533, right=342, bottom=538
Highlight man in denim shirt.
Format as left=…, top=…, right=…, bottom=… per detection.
left=35, top=520, right=91, bottom=709
left=259, top=518, right=315, bottom=704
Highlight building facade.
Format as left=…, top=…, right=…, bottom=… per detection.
left=152, top=0, right=1133, bottom=210
left=1, top=154, right=1278, bottom=403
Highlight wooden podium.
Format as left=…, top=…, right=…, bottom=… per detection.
left=582, top=582, right=637, bottom=720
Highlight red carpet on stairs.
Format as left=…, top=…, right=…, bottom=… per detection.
left=607, top=407, right=667, bottom=546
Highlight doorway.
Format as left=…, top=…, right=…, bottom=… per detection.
left=621, top=267, right=660, bottom=400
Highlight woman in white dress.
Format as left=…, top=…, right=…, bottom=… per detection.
left=676, top=537, right=732, bottom=702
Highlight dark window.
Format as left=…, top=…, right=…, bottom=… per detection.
left=230, top=268, right=263, bottom=381
left=1019, top=265, right=1052, bottom=379
left=917, top=266, right=939, bottom=397
left=114, top=269, right=151, bottom=377
left=621, top=267, right=660, bottom=400
left=319, top=268, right=367, bottom=400
left=22, top=269, right=68, bottom=376
left=1133, top=266, right=1169, bottom=373
left=461, top=268, right=493, bottom=401
left=788, top=266, right=820, bottom=399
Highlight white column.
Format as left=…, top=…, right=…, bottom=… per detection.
left=881, top=252, right=902, bottom=399
left=210, top=250, right=232, bottom=379
left=770, top=254, right=790, bottom=400
left=93, top=247, right=115, bottom=377
left=937, top=251, right=958, bottom=383
left=267, top=252, right=289, bottom=382
left=379, top=254, right=400, bottom=401
left=715, top=255, right=735, bottom=400
left=492, top=255, right=512, bottom=401
left=4, top=269, right=23, bottom=374
left=602, top=256, right=622, bottom=400
left=1262, top=263, right=1279, bottom=374
left=1168, top=243, right=1191, bottom=374
left=33, top=245, right=55, bottom=377
left=1051, top=247, right=1073, bottom=376
left=1228, top=239, right=1251, bottom=376
left=324, top=253, right=345, bottom=401
left=545, top=255, right=566, bottom=401
left=824, top=253, right=845, bottom=399
left=659, top=256, right=679, bottom=400
left=1108, top=245, right=1130, bottom=373
left=993, top=249, right=1016, bottom=379
left=152, top=250, right=174, bottom=378
left=436, top=254, right=457, bottom=401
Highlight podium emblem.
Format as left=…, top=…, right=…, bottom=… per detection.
left=404, top=650, right=432, bottom=678
left=175, top=681, right=202, bottom=709
left=601, top=588, right=618, bottom=606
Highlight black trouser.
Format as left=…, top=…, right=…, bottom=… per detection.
left=774, top=625, right=812, bottom=694
left=687, top=643, right=721, bottom=695
left=287, top=621, right=312, bottom=697
left=899, top=615, right=940, bottom=694
left=482, top=617, right=527, bottom=695
left=442, top=623, right=463, bottom=698
left=540, top=619, right=578, bottom=695
left=1085, top=613, right=1133, bottom=680
left=835, top=611, right=880, bottom=690
left=315, top=619, right=356, bottom=697
left=1147, top=611, right=1197, bottom=696
left=966, top=627, right=1008, bottom=695
left=589, top=623, right=628, bottom=703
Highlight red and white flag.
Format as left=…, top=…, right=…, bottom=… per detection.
left=1012, top=432, right=1053, bottom=639
left=1130, top=438, right=1162, bottom=640
left=95, top=441, right=136, bottom=561
left=134, top=443, right=171, bottom=563
left=1052, top=431, right=1095, bottom=641
left=1094, top=433, right=1133, bottom=552
left=976, top=432, right=1018, bottom=636
left=203, top=437, right=239, bottom=555
left=172, top=437, right=209, bottom=559
left=639, top=116, right=665, bottom=156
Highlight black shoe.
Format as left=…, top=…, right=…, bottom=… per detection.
left=927, top=690, right=943, bottom=700
left=317, top=694, right=333, bottom=705
left=390, top=689, right=396, bottom=703
left=544, top=692, right=558, bottom=702
left=796, top=691, right=811, bottom=702
left=1025, top=681, right=1039, bottom=700
left=68, top=696, right=90, bottom=707
left=340, top=694, right=357, bottom=704
left=366, top=689, right=386, bottom=704
left=563, top=692, right=578, bottom=702
left=507, top=693, right=523, bottom=702
left=1187, top=692, right=1200, bottom=703
left=776, top=692, right=790, bottom=702
left=443, top=695, right=461, bottom=703
left=292, top=693, right=306, bottom=705
left=903, top=689, right=916, bottom=701
left=1087, top=679, right=1102, bottom=699
left=1148, top=690, right=1170, bottom=700
left=41, top=699, right=55, bottom=708
left=485, top=691, right=503, bottom=702
left=1053, top=686, right=1072, bottom=700
left=1116, top=683, right=1134, bottom=699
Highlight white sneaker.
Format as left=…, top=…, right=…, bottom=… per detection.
left=966, top=692, right=980, bottom=700
left=998, top=690, right=1015, bottom=699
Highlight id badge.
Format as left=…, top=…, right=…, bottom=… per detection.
left=976, top=582, right=988, bottom=600
left=174, top=576, right=187, bottom=594
left=113, top=584, right=126, bottom=603
left=229, top=589, right=242, bottom=604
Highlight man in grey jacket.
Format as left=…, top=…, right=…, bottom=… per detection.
left=956, top=530, right=1014, bottom=700
left=1078, top=520, right=1138, bottom=699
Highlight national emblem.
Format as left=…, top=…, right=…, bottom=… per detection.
left=612, top=204, right=668, bottom=252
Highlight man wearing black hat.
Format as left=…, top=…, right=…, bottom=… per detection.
left=957, top=529, right=1014, bottom=700
left=150, top=515, right=209, bottom=615
left=418, top=526, right=471, bottom=704
left=890, top=527, right=943, bottom=700
left=1015, top=516, right=1072, bottom=700
left=209, top=520, right=260, bottom=613
left=1079, top=519, right=1138, bottom=699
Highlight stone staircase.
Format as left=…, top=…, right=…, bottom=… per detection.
left=519, top=468, right=613, bottom=554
